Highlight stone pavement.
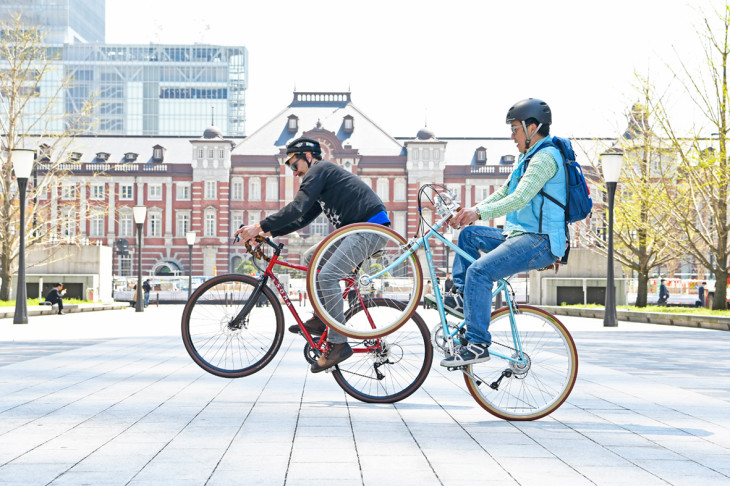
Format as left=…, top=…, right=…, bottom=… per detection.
left=0, top=305, right=728, bottom=486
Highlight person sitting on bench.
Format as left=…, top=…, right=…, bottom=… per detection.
left=45, top=282, right=67, bottom=315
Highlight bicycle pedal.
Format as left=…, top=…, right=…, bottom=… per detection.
left=446, top=365, right=467, bottom=372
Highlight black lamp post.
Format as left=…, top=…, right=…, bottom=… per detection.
left=133, top=205, right=147, bottom=313
left=186, top=231, right=196, bottom=299
left=601, top=151, right=624, bottom=327
left=12, top=149, right=35, bottom=325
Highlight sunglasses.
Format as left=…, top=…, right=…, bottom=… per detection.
left=510, top=125, right=521, bottom=135
left=287, top=157, right=300, bottom=172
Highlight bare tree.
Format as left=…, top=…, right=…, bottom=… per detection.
left=650, top=3, right=730, bottom=309
left=0, top=13, right=94, bottom=301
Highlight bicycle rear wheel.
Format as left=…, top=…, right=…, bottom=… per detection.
left=181, top=274, right=284, bottom=378
left=463, top=305, right=578, bottom=421
left=333, top=298, right=433, bottom=403
left=306, top=223, right=423, bottom=339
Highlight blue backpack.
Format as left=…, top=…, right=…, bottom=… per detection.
left=525, top=136, right=593, bottom=224
left=524, top=136, right=593, bottom=264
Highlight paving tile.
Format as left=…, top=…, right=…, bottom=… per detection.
left=1, top=306, right=730, bottom=485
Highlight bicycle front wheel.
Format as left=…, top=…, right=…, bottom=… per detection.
left=333, top=298, right=433, bottom=403
left=463, top=305, right=578, bottom=421
left=306, top=223, right=423, bottom=339
left=181, top=274, right=284, bottom=378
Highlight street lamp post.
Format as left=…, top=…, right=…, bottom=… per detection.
left=186, top=231, right=196, bottom=299
left=133, top=205, right=147, bottom=313
left=601, top=151, right=624, bottom=327
left=12, top=149, right=35, bottom=325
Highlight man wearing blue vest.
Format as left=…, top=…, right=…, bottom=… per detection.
left=440, top=98, right=566, bottom=366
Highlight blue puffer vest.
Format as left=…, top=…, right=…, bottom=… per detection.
left=504, top=136, right=567, bottom=258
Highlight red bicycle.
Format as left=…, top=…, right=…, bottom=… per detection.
left=181, top=236, right=433, bottom=403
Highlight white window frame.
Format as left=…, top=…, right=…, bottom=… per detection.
left=120, top=184, right=134, bottom=200
left=411, top=148, right=419, bottom=161
left=265, top=178, right=278, bottom=201
left=377, top=178, right=389, bottom=202
left=394, top=212, right=407, bottom=237
left=119, top=211, right=133, bottom=237
left=231, top=178, right=244, bottom=200
left=61, top=208, right=76, bottom=238
left=148, top=183, right=162, bottom=201
left=148, top=211, right=162, bottom=237
left=61, top=183, right=76, bottom=200
left=89, top=213, right=104, bottom=237
left=247, top=210, right=260, bottom=226
left=176, top=211, right=191, bottom=237
left=177, top=182, right=191, bottom=201
left=90, top=183, right=105, bottom=201
left=394, top=178, right=406, bottom=201
left=204, top=180, right=217, bottom=200
left=311, top=215, right=329, bottom=236
left=231, top=211, right=244, bottom=235
left=249, top=177, right=261, bottom=201
left=205, top=208, right=217, bottom=237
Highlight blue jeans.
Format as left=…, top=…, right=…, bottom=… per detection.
left=452, top=226, right=556, bottom=345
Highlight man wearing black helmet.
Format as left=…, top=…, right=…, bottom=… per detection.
left=234, top=137, right=390, bottom=373
left=439, top=98, right=567, bottom=367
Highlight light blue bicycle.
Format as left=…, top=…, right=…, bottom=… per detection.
left=307, top=184, right=578, bottom=420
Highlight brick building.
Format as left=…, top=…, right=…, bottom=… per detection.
left=30, top=91, right=598, bottom=279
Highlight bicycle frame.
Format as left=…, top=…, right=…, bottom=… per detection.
left=364, top=214, right=527, bottom=366
left=246, top=238, right=384, bottom=354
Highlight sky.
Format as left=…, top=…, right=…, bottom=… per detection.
left=106, top=0, right=719, bottom=139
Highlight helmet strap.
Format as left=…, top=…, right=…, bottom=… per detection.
left=522, top=121, right=542, bottom=150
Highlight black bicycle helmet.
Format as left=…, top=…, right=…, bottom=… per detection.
left=505, top=98, right=552, bottom=126
left=506, top=98, right=551, bottom=149
left=285, top=137, right=322, bottom=165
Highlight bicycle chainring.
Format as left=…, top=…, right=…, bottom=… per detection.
left=431, top=322, right=464, bottom=356
left=303, top=343, right=320, bottom=365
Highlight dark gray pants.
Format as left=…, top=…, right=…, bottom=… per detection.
left=304, top=231, right=386, bottom=343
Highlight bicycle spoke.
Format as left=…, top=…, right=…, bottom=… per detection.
left=463, top=306, right=578, bottom=420
left=181, top=275, right=284, bottom=378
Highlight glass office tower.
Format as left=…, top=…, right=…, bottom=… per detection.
left=0, top=1, right=248, bottom=136
left=63, top=44, right=248, bottom=136
left=0, top=0, right=105, bottom=43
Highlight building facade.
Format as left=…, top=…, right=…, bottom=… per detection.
left=0, top=0, right=105, bottom=44
left=28, top=91, right=599, bottom=281
left=1, top=1, right=248, bottom=137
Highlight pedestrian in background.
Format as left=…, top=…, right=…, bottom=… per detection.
left=45, top=283, right=67, bottom=315
left=657, top=279, right=670, bottom=306
left=696, top=281, right=706, bottom=308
